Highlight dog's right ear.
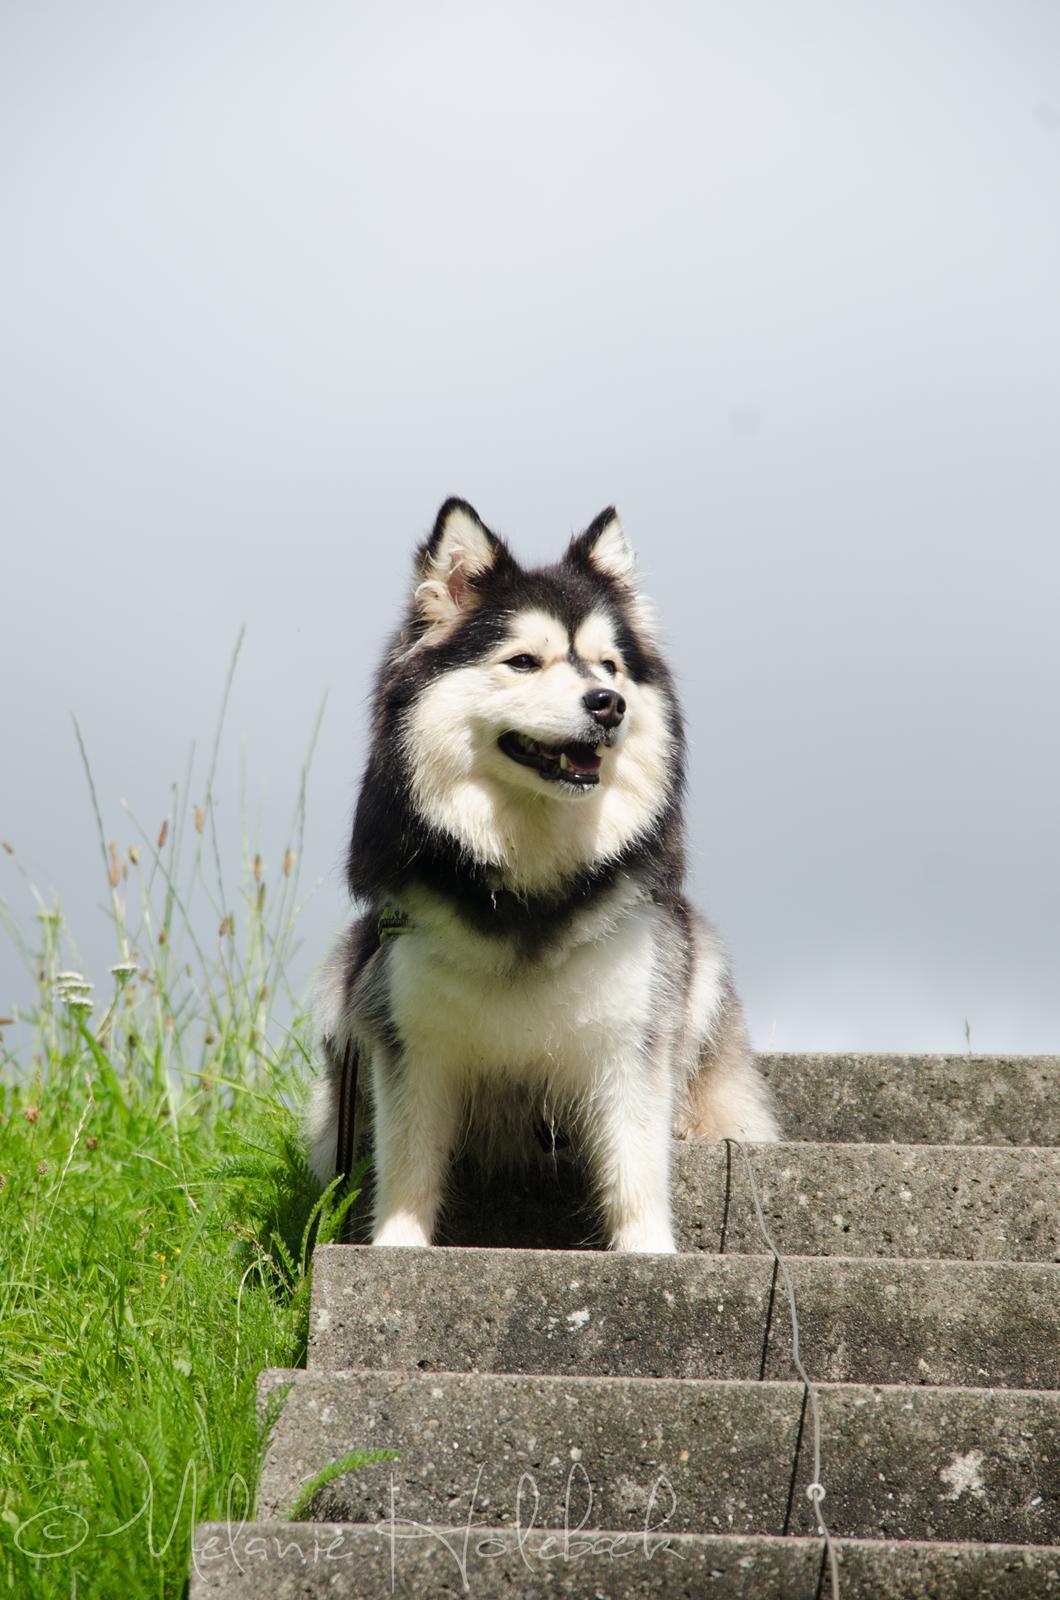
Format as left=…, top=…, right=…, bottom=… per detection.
left=413, top=499, right=508, bottom=635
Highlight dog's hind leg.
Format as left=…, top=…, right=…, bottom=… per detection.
left=306, top=913, right=383, bottom=1187
left=305, top=1034, right=344, bottom=1186
left=679, top=989, right=780, bottom=1142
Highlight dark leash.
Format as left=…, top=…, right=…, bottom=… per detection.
left=335, top=1036, right=359, bottom=1182
left=334, top=906, right=412, bottom=1182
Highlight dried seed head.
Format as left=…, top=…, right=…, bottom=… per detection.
left=157, top=819, right=169, bottom=849
left=128, top=845, right=140, bottom=865
left=282, top=848, right=293, bottom=877
left=37, top=1160, right=48, bottom=1176
left=158, top=927, right=167, bottom=946
left=23, top=1104, right=39, bottom=1124
left=85, top=1135, right=98, bottom=1151
left=253, top=853, right=262, bottom=883
left=194, top=805, right=204, bottom=835
left=256, top=883, right=266, bottom=911
left=0, top=1015, right=13, bottom=1027
left=108, top=842, right=120, bottom=887
left=218, top=915, right=230, bottom=937
left=1, top=841, right=13, bottom=855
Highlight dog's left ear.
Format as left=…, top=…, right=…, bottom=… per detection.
left=414, top=498, right=509, bottom=634
left=567, top=507, right=659, bottom=644
left=566, top=507, right=638, bottom=585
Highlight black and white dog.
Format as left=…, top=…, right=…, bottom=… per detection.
left=307, top=500, right=778, bottom=1251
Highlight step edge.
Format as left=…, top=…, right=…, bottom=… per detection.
left=259, top=1366, right=1060, bottom=1402
left=675, top=1139, right=1060, bottom=1155
left=757, top=1052, right=1059, bottom=1066
left=193, top=1520, right=1060, bottom=1556
left=312, top=1242, right=1060, bottom=1271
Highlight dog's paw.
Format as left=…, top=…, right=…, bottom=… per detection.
left=611, top=1219, right=677, bottom=1254
left=372, top=1211, right=432, bottom=1247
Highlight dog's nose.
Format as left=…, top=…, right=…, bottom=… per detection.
left=583, top=687, right=626, bottom=727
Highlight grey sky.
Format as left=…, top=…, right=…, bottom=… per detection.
left=2, top=2, right=1058, bottom=1051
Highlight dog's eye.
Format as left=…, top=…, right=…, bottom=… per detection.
left=601, top=659, right=619, bottom=676
left=504, top=654, right=541, bottom=672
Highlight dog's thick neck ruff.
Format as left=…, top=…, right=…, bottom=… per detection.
left=347, top=500, right=687, bottom=935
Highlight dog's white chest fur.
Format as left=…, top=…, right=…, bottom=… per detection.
left=387, top=899, right=659, bottom=1085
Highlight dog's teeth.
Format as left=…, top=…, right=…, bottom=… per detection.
left=559, top=753, right=571, bottom=770
left=595, top=744, right=605, bottom=758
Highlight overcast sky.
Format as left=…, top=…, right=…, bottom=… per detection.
left=2, top=1, right=1058, bottom=1052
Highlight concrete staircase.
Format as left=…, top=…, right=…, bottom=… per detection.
left=191, top=1053, right=1060, bottom=1597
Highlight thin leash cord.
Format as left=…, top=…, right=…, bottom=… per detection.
left=730, top=1139, right=841, bottom=1600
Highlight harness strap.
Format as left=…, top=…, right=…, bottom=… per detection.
left=378, top=906, right=412, bottom=940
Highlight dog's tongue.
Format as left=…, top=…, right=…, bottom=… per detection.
left=562, top=742, right=602, bottom=774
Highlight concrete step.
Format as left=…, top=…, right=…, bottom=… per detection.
left=190, top=1525, right=1060, bottom=1597
left=254, top=1368, right=1060, bottom=1545
left=308, top=1244, right=1060, bottom=1389
left=758, top=1053, right=1058, bottom=1145
left=434, top=1141, right=1059, bottom=1261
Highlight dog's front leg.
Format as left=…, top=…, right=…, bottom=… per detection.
left=585, top=1047, right=677, bottom=1254
left=371, top=1048, right=460, bottom=1247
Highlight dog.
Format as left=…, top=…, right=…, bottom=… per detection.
left=306, top=499, right=779, bottom=1251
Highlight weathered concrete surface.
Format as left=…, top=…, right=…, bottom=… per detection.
left=767, top=1256, right=1060, bottom=1389
left=428, top=1142, right=1059, bottom=1261
left=693, top=1140, right=1060, bottom=1262
left=837, top=1538, right=1060, bottom=1596
left=254, top=1368, right=1060, bottom=1543
left=189, top=1526, right=1060, bottom=1598
left=309, top=1245, right=1060, bottom=1390
left=788, top=1382, right=1060, bottom=1545
left=255, top=1367, right=806, bottom=1533
left=309, top=1245, right=776, bottom=1380
left=758, top=1053, right=1059, bottom=1145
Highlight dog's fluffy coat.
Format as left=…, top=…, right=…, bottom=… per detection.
left=306, top=500, right=778, bottom=1251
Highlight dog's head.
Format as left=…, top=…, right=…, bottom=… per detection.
left=375, top=499, right=683, bottom=889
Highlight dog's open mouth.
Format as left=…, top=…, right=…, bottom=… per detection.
left=498, top=731, right=604, bottom=787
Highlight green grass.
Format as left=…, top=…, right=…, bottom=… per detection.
left=0, top=655, right=360, bottom=1597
